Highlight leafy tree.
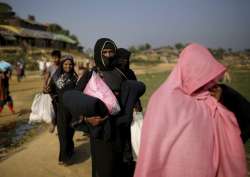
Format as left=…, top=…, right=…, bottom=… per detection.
left=244, top=48, right=250, bottom=54
left=144, top=43, right=151, bottom=50
left=28, top=15, right=36, bottom=21
left=138, top=45, right=146, bottom=51
left=213, top=48, right=225, bottom=59
left=70, top=34, right=79, bottom=44
left=208, top=48, right=214, bottom=54
left=48, top=24, right=68, bottom=35
left=0, top=2, right=12, bottom=13
left=129, top=46, right=137, bottom=53
left=47, top=23, right=63, bottom=33
left=175, top=43, right=185, bottom=51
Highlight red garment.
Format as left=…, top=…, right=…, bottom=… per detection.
left=0, top=76, right=6, bottom=100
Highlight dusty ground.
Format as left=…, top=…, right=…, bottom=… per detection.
left=0, top=131, right=92, bottom=177
left=0, top=72, right=42, bottom=126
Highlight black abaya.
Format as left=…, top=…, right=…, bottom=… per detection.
left=49, top=74, right=77, bottom=163
left=219, top=84, right=250, bottom=143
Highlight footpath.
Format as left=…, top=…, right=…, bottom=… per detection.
left=0, top=131, right=92, bottom=177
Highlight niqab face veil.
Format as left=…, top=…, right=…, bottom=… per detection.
left=114, top=48, right=131, bottom=71
left=94, top=38, right=117, bottom=71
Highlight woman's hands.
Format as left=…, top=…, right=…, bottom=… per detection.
left=209, top=85, right=222, bottom=101
left=80, top=115, right=107, bottom=126
left=43, top=85, right=51, bottom=93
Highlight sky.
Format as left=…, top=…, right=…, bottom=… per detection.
left=2, top=0, right=250, bottom=50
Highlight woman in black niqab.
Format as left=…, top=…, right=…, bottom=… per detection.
left=114, top=48, right=137, bottom=80
left=76, top=38, right=145, bottom=177
left=94, top=38, right=117, bottom=71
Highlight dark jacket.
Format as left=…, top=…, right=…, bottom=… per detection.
left=219, top=84, right=250, bottom=143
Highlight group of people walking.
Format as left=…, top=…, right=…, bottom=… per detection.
left=42, top=38, right=249, bottom=177
left=0, top=58, right=27, bottom=115
left=43, top=38, right=144, bottom=177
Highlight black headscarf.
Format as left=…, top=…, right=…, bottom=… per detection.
left=112, top=48, right=137, bottom=80
left=92, top=38, right=125, bottom=91
left=94, top=38, right=117, bottom=71
left=52, top=55, right=78, bottom=89
left=112, top=48, right=131, bottom=71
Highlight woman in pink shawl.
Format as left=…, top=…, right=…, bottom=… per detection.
left=134, top=43, right=247, bottom=177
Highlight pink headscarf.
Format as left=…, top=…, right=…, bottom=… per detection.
left=134, top=43, right=247, bottom=177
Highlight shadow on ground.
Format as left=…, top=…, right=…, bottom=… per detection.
left=70, top=138, right=91, bottom=165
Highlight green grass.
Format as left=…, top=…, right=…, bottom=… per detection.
left=138, top=71, right=170, bottom=109
left=131, top=58, right=163, bottom=66
left=138, top=68, right=250, bottom=109
left=227, top=67, right=250, bottom=161
left=228, top=68, right=250, bottom=100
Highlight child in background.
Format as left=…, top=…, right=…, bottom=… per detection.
left=77, top=65, right=87, bottom=81
left=0, top=68, right=15, bottom=114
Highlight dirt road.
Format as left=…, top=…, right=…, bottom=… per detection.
left=0, top=131, right=92, bottom=177
left=0, top=72, right=42, bottom=126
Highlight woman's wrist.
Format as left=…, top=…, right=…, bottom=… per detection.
left=103, top=115, right=108, bottom=120
left=84, top=117, right=88, bottom=123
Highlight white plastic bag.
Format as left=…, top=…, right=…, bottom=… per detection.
left=29, top=93, right=55, bottom=124
left=42, top=94, right=55, bottom=123
left=29, top=93, right=43, bottom=123
left=131, top=111, right=144, bottom=161
left=84, top=71, right=121, bottom=115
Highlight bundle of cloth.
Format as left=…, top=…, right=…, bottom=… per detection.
left=62, top=90, right=109, bottom=133
left=62, top=79, right=145, bottom=139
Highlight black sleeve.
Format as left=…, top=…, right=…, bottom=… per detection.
left=127, top=69, right=143, bottom=111
left=76, top=70, right=92, bottom=91
left=127, top=69, right=137, bottom=80
left=48, top=79, right=57, bottom=99
left=116, top=80, right=146, bottom=127
left=219, top=84, right=250, bottom=143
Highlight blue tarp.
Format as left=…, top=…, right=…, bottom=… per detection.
left=0, top=60, right=12, bottom=72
